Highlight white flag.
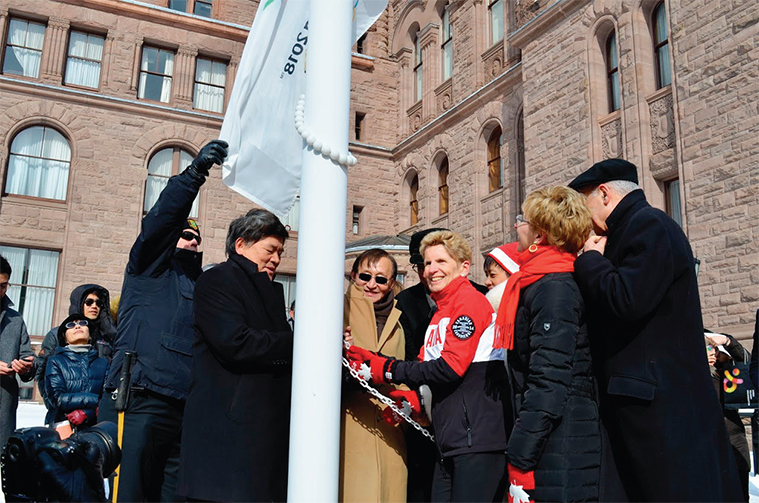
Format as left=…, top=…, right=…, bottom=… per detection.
left=220, top=0, right=388, bottom=217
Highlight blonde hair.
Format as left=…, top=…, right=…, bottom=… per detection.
left=419, top=230, right=472, bottom=265
left=522, top=186, right=592, bottom=254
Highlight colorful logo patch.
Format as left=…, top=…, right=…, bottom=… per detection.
left=451, top=315, right=475, bottom=340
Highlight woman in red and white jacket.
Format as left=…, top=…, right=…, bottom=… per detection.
left=347, top=230, right=512, bottom=502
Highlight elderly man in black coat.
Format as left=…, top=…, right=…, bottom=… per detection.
left=570, top=159, right=742, bottom=502
left=177, top=209, right=293, bottom=502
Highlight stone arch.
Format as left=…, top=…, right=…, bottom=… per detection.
left=392, top=1, right=427, bottom=55
left=400, top=166, right=421, bottom=229
left=132, top=124, right=210, bottom=167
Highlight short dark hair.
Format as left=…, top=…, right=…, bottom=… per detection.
left=483, top=255, right=505, bottom=273
left=351, top=248, right=398, bottom=279
left=226, top=209, right=289, bottom=257
left=0, top=255, right=10, bottom=278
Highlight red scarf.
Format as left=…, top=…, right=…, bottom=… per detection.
left=494, top=245, right=577, bottom=350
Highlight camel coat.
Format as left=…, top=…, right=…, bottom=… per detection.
left=340, top=282, right=407, bottom=503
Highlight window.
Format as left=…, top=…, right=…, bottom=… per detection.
left=438, top=158, right=449, bottom=215
left=0, top=245, right=59, bottom=337
left=396, top=272, right=406, bottom=286
left=2, top=18, right=45, bottom=78
left=653, top=2, right=671, bottom=89
left=356, top=33, right=367, bottom=54
left=441, top=8, right=453, bottom=80
left=414, top=32, right=423, bottom=103
left=409, top=174, right=419, bottom=226
left=352, top=206, right=362, bottom=235
left=516, top=111, right=526, bottom=211
left=280, top=196, right=300, bottom=232
left=194, top=57, right=226, bottom=113
left=138, top=46, right=174, bottom=103
left=5, top=126, right=71, bottom=200
left=273, top=274, right=296, bottom=318
left=487, top=127, right=502, bottom=192
left=64, top=31, right=104, bottom=88
left=489, top=0, right=504, bottom=45
left=168, top=0, right=213, bottom=18
left=144, top=147, right=199, bottom=217
left=606, top=31, right=620, bottom=112
left=354, top=112, right=366, bottom=141
left=665, top=178, right=682, bottom=227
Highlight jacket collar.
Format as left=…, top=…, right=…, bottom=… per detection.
left=229, top=251, right=266, bottom=282
left=606, top=189, right=648, bottom=236
left=430, top=275, right=470, bottom=307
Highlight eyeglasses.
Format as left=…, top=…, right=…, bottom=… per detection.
left=357, top=272, right=389, bottom=285
left=180, top=231, right=202, bottom=245
left=515, top=214, right=530, bottom=226
left=65, top=320, right=89, bottom=329
left=84, top=298, right=104, bottom=308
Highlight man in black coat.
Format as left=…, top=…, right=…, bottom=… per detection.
left=177, top=209, right=293, bottom=502
left=570, top=159, right=742, bottom=502
left=101, top=140, right=228, bottom=502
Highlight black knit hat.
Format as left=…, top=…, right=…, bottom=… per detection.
left=408, top=228, right=447, bottom=265
left=57, top=313, right=90, bottom=347
left=568, top=159, right=639, bottom=191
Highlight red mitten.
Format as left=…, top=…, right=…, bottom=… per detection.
left=381, top=389, right=422, bottom=425
left=345, top=346, right=396, bottom=384
left=66, top=409, right=87, bottom=426
left=507, top=463, right=535, bottom=503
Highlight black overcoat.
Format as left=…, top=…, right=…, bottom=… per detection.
left=507, top=272, right=600, bottom=502
left=177, top=252, right=293, bottom=502
left=574, top=189, right=742, bottom=502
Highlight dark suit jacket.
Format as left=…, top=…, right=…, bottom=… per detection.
left=575, top=189, right=741, bottom=502
left=177, top=252, right=293, bottom=502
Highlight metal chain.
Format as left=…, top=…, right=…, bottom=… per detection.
left=342, top=356, right=435, bottom=442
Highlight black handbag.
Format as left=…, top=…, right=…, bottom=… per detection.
left=721, top=350, right=758, bottom=410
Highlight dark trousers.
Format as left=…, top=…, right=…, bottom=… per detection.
left=431, top=451, right=507, bottom=503
left=101, top=388, right=185, bottom=502
left=406, top=429, right=437, bottom=502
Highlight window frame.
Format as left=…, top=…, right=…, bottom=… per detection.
left=665, top=178, right=682, bottom=227
left=652, top=1, right=671, bottom=89
left=2, top=17, right=46, bottom=79
left=354, top=112, right=366, bottom=141
left=438, top=158, right=449, bottom=215
left=352, top=205, right=363, bottom=235
left=606, top=31, right=620, bottom=112
left=138, top=45, right=175, bottom=104
left=143, top=146, right=200, bottom=217
left=193, top=56, right=227, bottom=113
left=487, top=127, right=502, bottom=193
left=441, top=8, right=453, bottom=81
left=64, top=30, right=105, bottom=89
left=488, top=0, right=504, bottom=45
left=409, top=174, right=419, bottom=226
left=167, top=0, right=214, bottom=18
left=414, top=32, right=423, bottom=103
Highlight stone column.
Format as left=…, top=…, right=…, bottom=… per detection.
left=394, top=47, right=412, bottom=136
left=225, top=55, right=239, bottom=110
left=473, top=0, right=485, bottom=87
left=100, top=31, right=115, bottom=88
left=175, top=45, right=198, bottom=106
left=41, top=17, right=70, bottom=83
left=0, top=9, right=9, bottom=54
left=130, top=35, right=144, bottom=93
left=419, top=23, right=439, bottom=121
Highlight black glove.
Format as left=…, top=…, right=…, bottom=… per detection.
left=189, top=139, right=229, bottom=177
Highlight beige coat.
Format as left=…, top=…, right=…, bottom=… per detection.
left=340, top=282, right=408, bottom=503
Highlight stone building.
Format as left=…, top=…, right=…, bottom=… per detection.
left=1, top=0, right=758, bottom=404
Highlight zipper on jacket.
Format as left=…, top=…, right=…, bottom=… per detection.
left=463, top=401, right=472, bottom=447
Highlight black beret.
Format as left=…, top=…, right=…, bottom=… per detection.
left=408, top=228, right=447, bottom=265
left=57, top=313, right=90, bottom=346
left=568, top=158, right=639, bottom=191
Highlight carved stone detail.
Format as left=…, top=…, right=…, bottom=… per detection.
left=435, top=78, right=453, bottom=113
left=407, top=101, right=423, bottom=133
left=515, top=0, right=543, bottom=29
left=649, top=92, right=676, bottom=154
left=481, top=41, right=504, bottom=81
left=601, top=118, right=623, bottom=159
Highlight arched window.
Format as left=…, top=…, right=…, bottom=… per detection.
left=606, top=31, right=620, bottom=112
left=438, top=158, right=449, bottom=215
left=487, top=127, right=502, bottom=192
left=5, top=126, right=71, bottom=200
left=441, top=8, right=453, bottom=81
left=653, top=2, right=671, bottom=88
left=414, top=31, right=423, bottom=103
left=144, top=147, right=199, bottom=217
left=409, top=174, right=419, bottom=226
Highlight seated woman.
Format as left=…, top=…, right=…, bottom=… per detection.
left=341, top=248, right=407, bottom=502
left=495, top=185, right=600, bottom=502
left=347, top=231, right=510, bottom=502
left=44, top=313, right=108, bottom=430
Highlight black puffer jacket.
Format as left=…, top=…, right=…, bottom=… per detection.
left=44, top=345, right=108, bottom=427
left=36, top=284, right=116, bottom=408
left=507, top=272, right=600, bottom=502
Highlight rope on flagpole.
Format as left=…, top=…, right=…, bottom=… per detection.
left=295, top=95, right=357, bottom=167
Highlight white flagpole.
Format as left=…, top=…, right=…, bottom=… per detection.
left=288, top=0, right=353, bottom=501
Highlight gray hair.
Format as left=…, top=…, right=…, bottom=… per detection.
left=592, top=180, right=639, bottom=198
left=225, top=209, right=289, bottom=257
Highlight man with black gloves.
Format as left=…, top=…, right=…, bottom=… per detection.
left=101, top=139, right=228, bottom=502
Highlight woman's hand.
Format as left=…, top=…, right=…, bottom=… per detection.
left=343, top=326, right=354, bottom=349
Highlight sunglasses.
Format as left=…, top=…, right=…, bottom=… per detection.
left=180, top=231, right=202, bottom=244
left=357, top=272, right=389, bottom=285
left=65, top=320, right=89, bottom=329
left=84, top=298, right=104, bottom=308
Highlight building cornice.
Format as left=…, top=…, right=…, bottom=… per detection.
left=0, top=76, right=223, bottom=127
left=393, top=61, right=522, bottom=156
left=508, top=0, right=589, bottom=49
